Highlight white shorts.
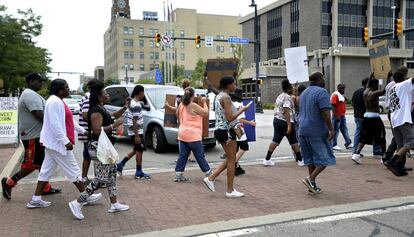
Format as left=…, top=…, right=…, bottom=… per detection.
left=38, top=148, right=82, bottom=183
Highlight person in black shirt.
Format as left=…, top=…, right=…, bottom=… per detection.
left=351, top=78, right=382, bottom=157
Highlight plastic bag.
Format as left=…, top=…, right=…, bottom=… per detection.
left=97, top=127, right=119, bottom=164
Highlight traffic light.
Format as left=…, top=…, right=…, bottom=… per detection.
left=395, top=17, right=403, bottom=37
left=195, top=35, right=201, bottom=48
left=363, top=26, right=369, bottom=44
left=155, top=33, right=161, bottom=47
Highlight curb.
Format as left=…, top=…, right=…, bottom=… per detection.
left=126, top=196, right=414, bottom=237
left=0, top=141, right=24, bottom=200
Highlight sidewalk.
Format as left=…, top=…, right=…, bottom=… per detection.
left=0, top=156, right=413, bottom=237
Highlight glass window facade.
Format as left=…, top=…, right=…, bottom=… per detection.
left=372, top=0, right=398, bottom=47
left=337, top=0, right=367, bottom=47
left=406, top=0, right=414, bottom=57
left=291, top=0, right=300, bottom=47
left=267, top=8, right=282, bottom=59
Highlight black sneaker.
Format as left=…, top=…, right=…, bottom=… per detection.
left=302, top=178, right=318, bottom=194
left=384, top=159, right=408, bottom=177
left=1, top=177, right=12, bottom=200
left=235, top=166, right=245, bottom=176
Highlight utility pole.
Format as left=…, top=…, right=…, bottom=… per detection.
left=250, top=0, right=262, bottom=113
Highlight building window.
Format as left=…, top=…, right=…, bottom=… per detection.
left=154, top=52, right=159, bottom=60
left=180, top=42, right=185, bottom=49
left=180, top=30, right=185, bottom=37
left=267, top=7, right=283, bottom=59
left=140, top=52, right=144, bottom=59
left=290, top=0, right=300, bottom=47
left=216, top=46, right=224, bottom=53
left=124, top=64, right=134, bottom=70
left=180, top=53, right=185, bottom=61
left=123, top=26, right=133, bottom=35
left=123, top=39, right=133, bottom=47
left=149, top=40, right=154, bottom=48
left=139, top=39, right=144, bottom=47
left=124, top=51, right=133, bottom=59
left=216, top=35, right=225, bottom=40
left=139, top=64, right=145, bottom=71
left=129, top=77, right=134, bottom=83
left=150, top=52, right=155, bottom=60
left=150, top=64, right=159, bottom=71
left=139, top=27, right=144, bottom=35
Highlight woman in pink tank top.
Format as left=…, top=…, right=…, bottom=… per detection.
left=174, top=87, right=212, bottom=182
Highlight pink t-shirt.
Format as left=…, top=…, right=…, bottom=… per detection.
left=178, top=104, right=202, bottom=142
left=64, top=102, right=75, bottom=144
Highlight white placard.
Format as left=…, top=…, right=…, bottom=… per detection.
left=205, top=35, right=214, bottom=48
left=0, top=97, right=18, bottom=145
left=284, top=46, right=309, bottom=83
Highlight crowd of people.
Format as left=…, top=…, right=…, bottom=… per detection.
left=1, top=67, right=413, bottom=220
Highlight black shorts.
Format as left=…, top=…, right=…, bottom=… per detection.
left=132, top=134, right=146, bottom=152
left=237, top=140, right=249, bottom=151
left=360, top=117, right=386, bottom=145
left=272, top=118, right=298, bottom=145
left=21, top=138, right=45, bottom=170
left=215, top=129, right=236, bottom=143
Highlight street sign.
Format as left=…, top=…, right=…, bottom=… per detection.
left=205, top=35, right=214, bottom=48
left=162, top=35, right=172, bottom=45
left=155, top=69, right=163, bottom=84
left=0, top=97, right=18, bottom=145
left=227, top=37, right=249, bottom=44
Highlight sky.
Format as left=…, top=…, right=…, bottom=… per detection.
left=2, top=0, right=275, bottom=90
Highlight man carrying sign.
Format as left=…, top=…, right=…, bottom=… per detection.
left=2, top=73, right=61, bottom=200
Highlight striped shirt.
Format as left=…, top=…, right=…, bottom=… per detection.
left=78, top=93, right=90, bottom=141
left=127, top=98, right=144, bottom=136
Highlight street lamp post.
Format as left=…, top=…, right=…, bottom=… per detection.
left=249, top=0, right=262, bottom=113
left=391, top=5, right=396, bottom=39
left=124, top=65, right=129, bottom=84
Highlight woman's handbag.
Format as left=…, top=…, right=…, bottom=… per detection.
left=87, top=139, right=99, bottom=161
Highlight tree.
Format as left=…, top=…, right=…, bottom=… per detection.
left=104, top=78, right=120, bottom=87
left=0, top=5, right=51, bottom=94
left=190, top=59, right=206, bottom=88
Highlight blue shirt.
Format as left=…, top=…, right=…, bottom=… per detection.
left=299, top=85, right=331, bottom=136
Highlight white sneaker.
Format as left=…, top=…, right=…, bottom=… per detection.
left=332, top=146, right=343, bottom=151
left=351, top=154, right=362, bottom=164
left=203, top=177, right=215, bottom=192
left=69, top=200, right=84, bottom=220
left=83, top=193, right=102, bottom=206
left=263, top=159, right=275, bottom=167
left=298, top=160, right=306, bottom=167
left=26, top=199, right=51, bottom=209
left=225, top=189, right=245, bottom=198
left=345, top=144, right=353, bottom=149
left=108, top=202, right=130, bottom=213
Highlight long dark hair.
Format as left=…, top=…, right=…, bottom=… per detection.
left=182, top=87, right=195, bottom=106
left=89, top=80, right=105, bottom=108
left=49, top=79, right=67, bottom=96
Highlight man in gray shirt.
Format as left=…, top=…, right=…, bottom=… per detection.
left=2, top=73, right=61, bottom=200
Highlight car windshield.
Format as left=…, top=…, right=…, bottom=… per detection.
left=146, top=87, right=183, bottom=109
left=71, top=95, right=82, bottom=100
left=64, top=99, right=78, bottom=105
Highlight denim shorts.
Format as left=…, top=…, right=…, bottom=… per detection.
left=299, top=136, right=336, bottom=167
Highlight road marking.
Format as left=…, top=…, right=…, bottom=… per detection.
left=198, top=204, right=414, bottom=237
left=301, top=204, right=414, bottom=224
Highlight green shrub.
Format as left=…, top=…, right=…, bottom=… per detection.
left=263, top=103, right=275, bottom=110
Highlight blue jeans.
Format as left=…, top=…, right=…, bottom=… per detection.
left=353, top=117, right=382, bottom=155
left=175, top=141, right=210, bottom=173
left=332, top=116, right=352, bottom=147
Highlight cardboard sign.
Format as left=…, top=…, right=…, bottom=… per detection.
left=242, top=99, right=256, bottom=142
left=164, top=94, right=178, bottom=128
left=0, top=97, right=18, bottom=145
left=285, top=46, right=309, bottom=83
left=203, top=58, right=239, bottom=90
left=193, top=97, right=210, bottom=138
left=368, top=40, right=391, bottom=80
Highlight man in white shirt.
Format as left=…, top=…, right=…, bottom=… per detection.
left=384, top=71, right=414, bottom=176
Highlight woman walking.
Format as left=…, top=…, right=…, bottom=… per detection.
left=203, top=77, right=250, bottom=198
left=87, top=81, right=130, bottom=213
left=174, top=87, right=211, bottom=181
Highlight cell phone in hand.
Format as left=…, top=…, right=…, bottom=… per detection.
left=246, top=101, right=253, bottom=107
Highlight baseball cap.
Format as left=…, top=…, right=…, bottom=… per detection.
left=25, top=73, right=46, bottom=83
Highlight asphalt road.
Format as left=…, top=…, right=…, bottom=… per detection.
left=23, top=111, right=393, bottom=181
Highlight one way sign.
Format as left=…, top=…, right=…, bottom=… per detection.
left=205, top=36, right=214, bottom=48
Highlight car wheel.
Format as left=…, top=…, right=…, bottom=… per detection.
left=152, top=126, right=168, bottom=153
left=205, top=143, right=216, bottom=149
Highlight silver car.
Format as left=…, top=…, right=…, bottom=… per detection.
left=104, top=84, right=216, bottom=153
